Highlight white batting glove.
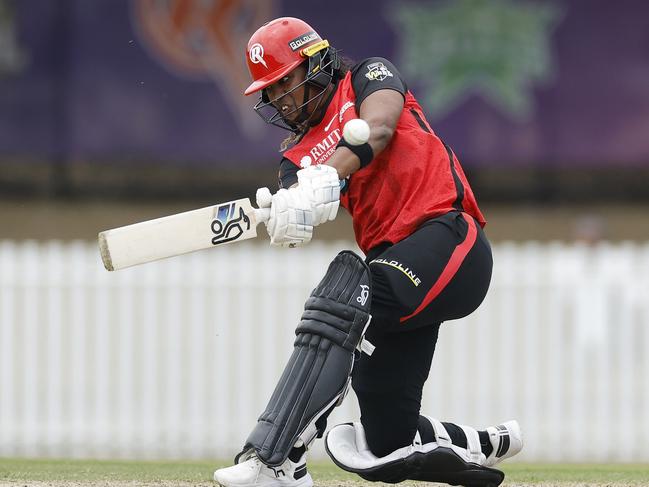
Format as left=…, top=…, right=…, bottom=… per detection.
left=296, top=164, right=340, bottom=226
left=266, top=188, right=314, bottom=248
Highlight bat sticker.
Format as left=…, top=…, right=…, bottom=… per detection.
left=211, top=204, right=251, bottom=245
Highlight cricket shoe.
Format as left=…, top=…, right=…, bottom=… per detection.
left=483, top=420, right=524, bottom=467
left=213, top=452, right=313, bottom=487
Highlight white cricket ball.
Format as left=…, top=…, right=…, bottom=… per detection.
left=342, top=118, right=371, bottom=146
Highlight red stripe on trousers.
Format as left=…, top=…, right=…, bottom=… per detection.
left=400, top=213, right=478, bottom=323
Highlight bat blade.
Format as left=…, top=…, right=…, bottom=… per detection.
left=99, top=198, right=265, bottom=271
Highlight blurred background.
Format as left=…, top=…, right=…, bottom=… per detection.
left=1, top=0, right=648, bottom=464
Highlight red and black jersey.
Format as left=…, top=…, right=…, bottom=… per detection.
left=280, top=57, right=485, bottom=254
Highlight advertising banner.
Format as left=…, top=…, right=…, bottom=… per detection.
left=1, top=0, right=648, bottom=168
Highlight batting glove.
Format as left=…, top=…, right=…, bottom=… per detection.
left=297, top=164, right=340, bottom=226
left=266, top=187, right=314, bottom=248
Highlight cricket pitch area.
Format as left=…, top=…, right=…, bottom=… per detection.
left=1, top=459, right=648, bottom=487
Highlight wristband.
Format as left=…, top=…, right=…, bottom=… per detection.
left=336, top=138, right=374, bottom=168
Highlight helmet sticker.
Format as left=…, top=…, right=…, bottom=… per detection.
left=365, top=61, right=393, bottom=81
left=249, top=43, right=268, bottom=68
left=288, top=31, right=320, bottom=51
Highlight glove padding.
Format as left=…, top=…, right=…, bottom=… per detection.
left=297, top=164, right=340, bottom=226
left=266, top=188, right=313, bottom=248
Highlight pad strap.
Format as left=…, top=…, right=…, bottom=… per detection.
left=426, top=416, right=452, bottom=447
left=459, top=425, right=484, bottom=464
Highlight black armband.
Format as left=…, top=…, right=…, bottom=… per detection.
left=336, top=139, right=375, bottom=168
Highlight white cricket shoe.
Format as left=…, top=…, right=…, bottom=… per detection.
left=484, top=420, right=523, bottom=467
left=213, top=452, right=313, bottom=487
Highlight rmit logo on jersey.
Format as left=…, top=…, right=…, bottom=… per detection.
left=309, top=128, right=342, bottom=164
left=289, top=31, right=319, bottom=51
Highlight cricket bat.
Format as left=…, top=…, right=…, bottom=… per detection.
left=99, top=189, right=271, bottom=271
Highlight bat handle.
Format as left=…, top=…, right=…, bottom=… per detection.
left=254, top=207, right=270, bottom=224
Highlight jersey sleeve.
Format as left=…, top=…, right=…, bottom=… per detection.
left=351, top=57, right=408, bottom=110
left=278, top=157, right=299, bottom=189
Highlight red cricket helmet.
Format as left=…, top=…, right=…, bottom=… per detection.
left=244, top=17, right=324, bottom=96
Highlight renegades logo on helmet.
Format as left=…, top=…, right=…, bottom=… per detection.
left=288, top=31, right=320, bottom=51
left=249, top=43, right=268, bottom=68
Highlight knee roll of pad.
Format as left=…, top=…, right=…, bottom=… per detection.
left=242, top=251, right=372, bottom=466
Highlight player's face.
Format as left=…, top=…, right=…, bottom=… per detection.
left=265, top=65, right=308, bottom=123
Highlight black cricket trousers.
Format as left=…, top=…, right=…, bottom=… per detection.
left=351, top=211, right=493, bottom=457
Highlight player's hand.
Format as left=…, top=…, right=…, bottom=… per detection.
left=266, top=188, right=314, bottom=248
left=297, top=164, right=340, bottom=226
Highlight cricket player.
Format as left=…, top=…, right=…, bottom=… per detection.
left=214, top=17, right=523, bottom=487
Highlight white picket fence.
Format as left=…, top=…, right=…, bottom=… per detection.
left=0, top=239, right=648, bottom=462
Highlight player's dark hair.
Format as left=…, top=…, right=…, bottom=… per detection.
left=337, top=54, right=355, bottom=77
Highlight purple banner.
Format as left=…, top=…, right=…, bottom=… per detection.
left=0, top=0, right=648, bottom=168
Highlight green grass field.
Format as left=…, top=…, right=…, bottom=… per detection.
left=1, top=458, right=648, bottom=486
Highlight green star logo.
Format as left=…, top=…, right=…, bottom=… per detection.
left=387, top=0, right=563, bottom=120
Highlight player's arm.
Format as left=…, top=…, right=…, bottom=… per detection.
left=278, top=157, right=299, bottom=189
left=328, top=90, right=403, bottom=178
left=326, top=58, right=407, bottom=179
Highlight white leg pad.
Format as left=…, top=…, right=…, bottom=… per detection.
left=325, top=421, right=504, bottom=486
